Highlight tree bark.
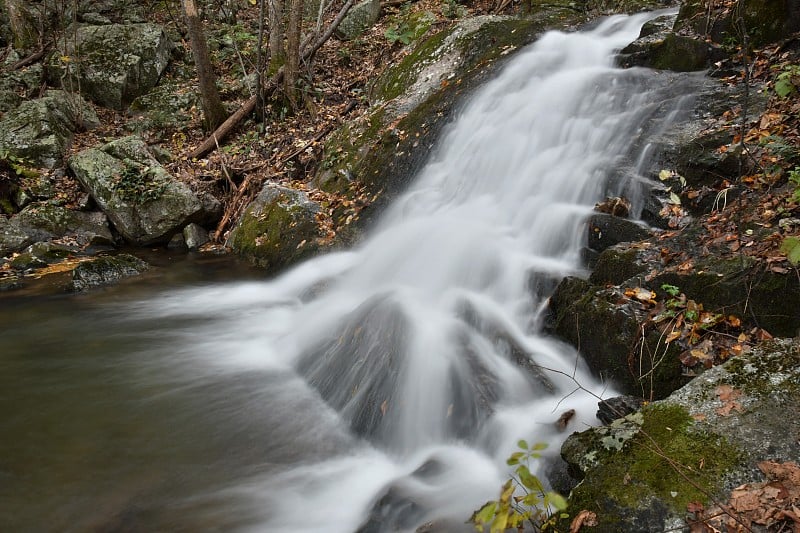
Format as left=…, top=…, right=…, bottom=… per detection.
left=182, top=0, right=227, bottom=131
left=284, top=0, right=304, bottom=108
left=268, top=0, right=286, bottom=72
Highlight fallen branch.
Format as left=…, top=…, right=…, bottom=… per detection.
left=11, top=42, right=51, bottom=71
left=189, top=0, right=355, bottom=159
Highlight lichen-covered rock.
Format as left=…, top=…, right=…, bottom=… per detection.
left=8, top=242, right=77, bottom=271
left=68, top=253, right=149, bottom=291
left=0, top=215, right=38, bottom=257
left=68, top=136, right=206, bottom=245
left=560, top=339, right=799, bottom=532
left=227, top=183, right=324, bottom=270
left=335, top=0, right=381, bottom=41
left=47, top=23, right=172, bottom=110
left=0, top=63, right=42, bottom=113
left=0, top=90, right=99, bottom=168
left=13, top=203, right=114, bottom=245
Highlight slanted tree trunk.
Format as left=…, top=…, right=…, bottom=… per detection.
left=284, top=0, right=304, bottom=108
left=182, top=0, right=227, bottom=131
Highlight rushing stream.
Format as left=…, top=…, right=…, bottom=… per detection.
left=0, top=11, right=702, bottom=532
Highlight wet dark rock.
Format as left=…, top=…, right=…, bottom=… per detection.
left=587, top=214, right=651, bottom=253
left=548, top=276, right=687, bottom=399
left=227, top=183, right=324, bottom=270
left=589, top=243, right=649, bottom=285
left=68, top=254, right=149, bottom=292
left=69, top=136, right=207, bottom=246
left=621, top=32, right=724, bottom=72
left=47, top=23, right=172, bottom=110
left=297, top=296, right=410, bottom=442
left=597, top=395, right=645, bottom=425
left=356, top=486, right=425, bottom=533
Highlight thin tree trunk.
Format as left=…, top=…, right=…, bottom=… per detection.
left=268, top=0, right=286, bottom=72
left=182, top=0, right=227, bottom=131
left=284, top=0, right=303, bottom=107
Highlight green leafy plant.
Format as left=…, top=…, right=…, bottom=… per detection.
left=781, top=236, right=800, bottom=266
left=774, top=64, right=800, bottom=98
left=470, top=441, right=568, bottom=532
left=384, top=22, right=415, bottom=45
left=441, top=0, right=467, bottom=19
left=112, top=163, right=167, bottom=203
left=788, top=167, right=800, bottom=203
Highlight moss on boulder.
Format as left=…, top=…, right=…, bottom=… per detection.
left=227, top=183, right=325, bottom=270
left=47, top=23, right=172, bottom=110
left=0, top=90, right=99, bottom=168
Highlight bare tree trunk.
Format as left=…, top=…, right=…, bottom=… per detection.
left=284, top=0, right=303, bottom=107
left=268, top=0, right=286, bottom=72
left=5, top=0, right=40, bottom=50
left=182, top=0, right=227, bottom=131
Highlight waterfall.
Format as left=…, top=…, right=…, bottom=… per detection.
left=111, top=10, right=698, bottom=532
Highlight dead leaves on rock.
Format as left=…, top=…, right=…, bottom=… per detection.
left=689, top=461, right=800, bottom=532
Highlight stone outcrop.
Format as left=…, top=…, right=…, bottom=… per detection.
left=0, top=90, right=99, bottom=168
left=68, top=136, right=208, bottom=245
left=47, top=23, right=172, bottom=110
left=0, top=203, right=113, bottom=257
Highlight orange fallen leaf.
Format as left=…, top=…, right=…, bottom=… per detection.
left=570, top=510, right=598, bottom=532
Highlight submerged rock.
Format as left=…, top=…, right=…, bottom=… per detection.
left=69, top=136, right=207, bottom=245
left=47, top=23, right=172, bottom=110
left=0, top=90, right=99, bottom=168
left=68, top=253, right=149, bottom=291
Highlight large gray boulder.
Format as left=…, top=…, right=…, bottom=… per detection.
left=68, top=136, right=206, bottom=245
left=0, top=202, right=114, bottom=258
left=227, top=183, right=325, bottom=270
left=0, top=90, right=99, bottom=168
left=335, top=0, right=381, bottom=41
left=47, top=23, right=172, bottom=110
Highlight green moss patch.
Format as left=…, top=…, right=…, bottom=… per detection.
left=565, top=404, right=742, bottom=530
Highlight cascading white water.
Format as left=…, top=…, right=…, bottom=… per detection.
left=109, top=11, right=700, bottom=532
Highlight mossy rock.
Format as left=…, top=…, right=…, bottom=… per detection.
left=68, top=253, right=149, bottom=292
left=561, top=340, right=800, bottom=531
left=227, top=183, right=324, bottom=270
left=0, top=90, right=99, bottom=168
left=548, top=276, right=688, bottom=399
left=68, top=136, right=206, bottom=245
left=47, top=23, right=172, bottom=110
left=560, top=404, right=743, bottom=532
